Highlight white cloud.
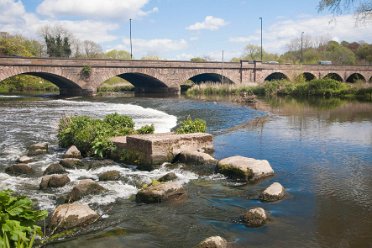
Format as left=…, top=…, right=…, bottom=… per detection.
left=187, top=16, right=227, bottom=31
left=121, top=38, right=188, bottom=55
left=230, top=15, right=372, bottom=53
left=37, top=0, right=156, bottom=20
left=0, top=0, right=119, bottom=43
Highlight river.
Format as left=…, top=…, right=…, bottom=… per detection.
left=0, top=94, right=371, bottom=247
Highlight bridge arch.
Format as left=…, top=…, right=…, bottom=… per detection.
left=324, top=73, right=343, bottom=82
left=302, top=72, right=316, bottom=81
left=370, top=76, right=372, bottom=83
left=188, top=73, right=234, bottom=84
left=346, top=73, right=366, bottom=83
left=114, top=72, right=172, bottom=94
left=0, top=71, right=83, bottom=96
left=264, top=72, right=289, bottom=81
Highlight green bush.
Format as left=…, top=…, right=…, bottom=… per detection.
left=175, top=116, right=207, bottom=134
left=293, top=79, right=350, bottom=97
left=136, top=124, right=155, bottom=134
left=0, top=190, right=47, bottom=248
left=57, top=113, right=155, bottom=158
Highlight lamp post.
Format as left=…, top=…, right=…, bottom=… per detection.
left=300, top=31, right=304, bottom=64
left=130, top=18, right=133, bottom=59
left=259, top=17, right=263, bottom=62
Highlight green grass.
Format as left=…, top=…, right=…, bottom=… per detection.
left=185, top=79, right=372, bottom=100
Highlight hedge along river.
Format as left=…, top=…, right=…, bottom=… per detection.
left=0, top=94, right=371, bottom=247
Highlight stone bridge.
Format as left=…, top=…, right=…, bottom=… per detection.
left=0, top=56, right=371, bottom=96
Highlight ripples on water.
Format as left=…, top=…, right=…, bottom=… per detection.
left=0, top=95, right=371, bottom=247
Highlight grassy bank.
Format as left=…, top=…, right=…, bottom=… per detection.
left=97, top=76, right=134, bottom=94
left=186, top=79, right=372, bottom=101
left=0, top=75, right=59, bottom=93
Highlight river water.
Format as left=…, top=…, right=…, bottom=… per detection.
left=0, top=94, right=371, bottom=247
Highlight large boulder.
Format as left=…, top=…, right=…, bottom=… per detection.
left=176, top=150, right=217, bottom=165
left=50, top=203, right=99, bottom=230
left=242, top=207, right=267, bottom=227
left=217, top=156, right=274, bottom=182
left=17, top=156, right=32, bottom=164
left=5, top=164, right=34, bottom=176
left=136, top=181, right=185, bottom=203
left=27, top=142, right=48, bottom=156
left=60, top=158, right=84, bottom=169
left=44, top=163, right=67, bottom=175
left=40, top=174, right=70, bottom=189
left=260, top=182, right=285, bottom=202
left=63, top=145, right=82, bottom=159
left=98, top=170, right=121, bottom=181
left=158, top=172, right=178, bottom=182
left=67, top=179, right=107, bottom=202
left=196, top=236, right=228, bottom=248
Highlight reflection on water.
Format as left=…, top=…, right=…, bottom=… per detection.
left=0, top=95, right=371, bottom=247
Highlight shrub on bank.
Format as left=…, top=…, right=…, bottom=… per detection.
left=57, top=113, right=155, bottom=158
left=175, top=116, right=207, bottom=134
left=0, top=190, right=47, bottom=248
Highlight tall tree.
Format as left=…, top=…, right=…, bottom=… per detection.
left=40, top=25, right=73, bottom=57
left=82, top=40, right=103, bottom=58
left=318, top=0, right=372, bottom=17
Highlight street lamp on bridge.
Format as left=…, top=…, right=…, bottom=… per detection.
left=301, top=31, right=304, bottom=64
left=130, top=18, right=133, bottom=59
left=259, top=17, right=263, bottom=62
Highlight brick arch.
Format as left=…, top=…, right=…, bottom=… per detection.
left=323, top=72, right=344, bottom=81
left=302, top=72, right=316, bottom=81
left=0, top=67, right=84, bottom=96
left=186, top=72, right=235, bottom=84
left=95, top=68, right=178, bottom=94
left=264, top=72, right=290, bottom=81
left=180, top=69, right=239, bottom=85
left=346, top=73, right=366, bottom=83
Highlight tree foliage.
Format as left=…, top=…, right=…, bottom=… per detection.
left=318, top=0, right=372, bottom=17
left=0, top=33, right=42, bottom=57
left=104, top=49, right=131, bottom=60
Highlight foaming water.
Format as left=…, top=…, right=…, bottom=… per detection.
left=0, top=97, right=179, bottom=211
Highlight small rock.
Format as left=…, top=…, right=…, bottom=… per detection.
left=60, top=158, right=84, bottom=169
left=40, top=174, right=70, bottom=189
left=63, top=145, right=82, bottom=159
left=260, top=182, right=285, bottom=202
left=243, top=207, right=267, bottom=227
left=176, top=150, right=217, bottom=165
left=136, top=181, right=185, bottom=203
left=5, top=164, right=34, bottom=176
left=158, top=172, right=178, bottom=182
left=84, top=159, right=116, bottom=170
left=98, top=170, right=121, bottom=181
left=50, top=203, right=99, bottom=230
left=196, top=236, right=228, bottom=248
left=67, top=179, right=107, bottom=202
left=27, top=142, right=48, bottom=156
left=217, top=156, right=274, bottom=182
left=17, top=156, right=32, bottom=164
left=44, top=163, right=67, bottom=175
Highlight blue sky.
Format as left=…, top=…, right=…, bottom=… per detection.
left=1, top=0, right=371, bottom=60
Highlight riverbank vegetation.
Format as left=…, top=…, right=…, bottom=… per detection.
left=0, top=190, right=47, bottom=248
left=58, top=113, right=154, bottom=158
left=0, top=75, right=58, bottom=94
left=186, top=79, right=372, bottom=101
left=97, top=77, right=135, bottom=94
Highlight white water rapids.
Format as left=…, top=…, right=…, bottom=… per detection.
left=0, top=97, right=198, bottom=211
